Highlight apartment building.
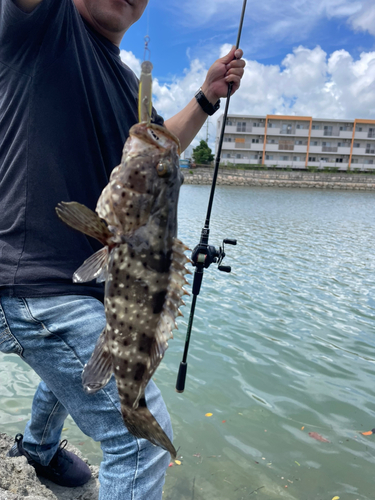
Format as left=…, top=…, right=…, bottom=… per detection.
left=216, top=115, right=375, bottom=170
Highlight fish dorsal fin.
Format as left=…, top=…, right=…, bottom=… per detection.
left=73, top=247, right=109, bottom=283
left=134, top=238, right=191, bottom=406
left=82, top=328, right=113, bottom=393
left=56, top=201, right=112, bottom=245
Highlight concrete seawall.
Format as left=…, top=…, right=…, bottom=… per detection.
left=182, top=168, right=375, bottom=190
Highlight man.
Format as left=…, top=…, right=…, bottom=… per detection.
left=0, top=0, right=245, bottom=498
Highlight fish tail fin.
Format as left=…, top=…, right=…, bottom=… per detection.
left=122, top=398, right=176, bottom=458
left=56, top=201, right=112, bottom=245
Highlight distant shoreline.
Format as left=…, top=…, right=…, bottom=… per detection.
left=182, top=167, right=375, bottom=190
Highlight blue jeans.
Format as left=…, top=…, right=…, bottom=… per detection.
left=0, top=295, right=172, bottom=499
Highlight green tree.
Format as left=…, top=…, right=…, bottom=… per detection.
left=192, top=140, right=214, bottom=165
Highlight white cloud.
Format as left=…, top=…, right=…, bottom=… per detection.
left=348, top=1, right=375, bottom=36
left=120, top=50, right=142, bottom=77
left=121, top=44, right=375, bottom=151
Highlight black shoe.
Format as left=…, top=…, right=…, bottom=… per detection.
left=7, top=433, right=92, bottom=487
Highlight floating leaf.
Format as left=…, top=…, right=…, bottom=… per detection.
left=205, top=413, right=213, bottom=417
left=222, top=420, right=226, bottom=423
left=168, top=462, right=174, bottom=467
left=332, top=496, right=340, bottom=500
left=361, top=429, right=375, bottom=436
left=301, top=426, right=305, bottom=430
left=62, top=428, right=68, bottom=432
left=308, top=432, right=330, bottom=443
left=295, top=461, right=300, bottom=466
left=175, top=460, right=182, bottom=465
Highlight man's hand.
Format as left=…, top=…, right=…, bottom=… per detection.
left=201, top=46, right=246, bottom=104
left=13, top=0, right=43, bottom=13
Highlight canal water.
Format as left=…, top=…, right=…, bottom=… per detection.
left=1, top=185, right=375, bottom=500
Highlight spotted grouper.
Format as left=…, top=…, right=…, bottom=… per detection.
left=56, top=122, right=189, bottom=458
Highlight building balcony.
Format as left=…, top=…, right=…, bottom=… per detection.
left=278, top=144, right=294, bottom=151
left=309, top=145, right=322, bottom=153
left=294, top=145, right=308, bottom=153
left=251, top=127, right=265, bottom=135
left=267, top=126, right=280, bottom=135
left=265, top=144, right=279, bottom=152
left=322, top=146, right=338, bottom=152
left=355, top=131, right=370, bottom=140
left=338, top=147, right=351, bottom=154
left=352, top=147, right=366, bottom=155
left=251, top=143, right=264, bottom=152
left=235, top=142, right=252, bottom=149
left=339, top=130, right=353, bottom=139
left=295, top=129, right=309, bottom=137
left=310, top=130, right=324, bottom=138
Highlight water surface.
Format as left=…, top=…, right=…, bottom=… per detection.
left=1, top=185, right=375, bottom=500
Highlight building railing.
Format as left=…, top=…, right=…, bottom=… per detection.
left=235, top=142, right=252, bottom=149
left=322, top=146, right=338, bottom=152
left=323, top=131, right=333, bottom=136
left=278, top=144, right=294, bottom=150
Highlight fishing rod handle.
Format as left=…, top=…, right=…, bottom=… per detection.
left=176, top=362, right=188, bottom=393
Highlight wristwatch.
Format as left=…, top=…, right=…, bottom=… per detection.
left=194, top=88, right=220, bottom=116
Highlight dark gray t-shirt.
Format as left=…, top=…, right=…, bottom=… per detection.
left=0, top=0, right=163, bottom=301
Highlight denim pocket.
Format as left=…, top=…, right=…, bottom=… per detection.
left=0, top=299, right=23, bottom=356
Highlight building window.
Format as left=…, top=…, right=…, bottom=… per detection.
left=309, top=156, right=316, bottom=162
left=358, top=127, right=363, bottom=132
left=236, top=154, right=241, bottom=159
left=311, top=141, right=318, bottom=146
left=266, top=155, right=273, bottom=160
left=312, top=125, right=319, bottom=130
left=365, top=159, right=374, bottom=164
left=335, top=158, right=343, bottom=163
left=225, top=154, right=231, bottom=158
left=252, top=139, right=259, bottom=143
left=352, top=159, right=358, bottom=164
left=281, top=156, right=289, bottom=161
left=224, top=137, right=232, bottom=142
left=293, top=156, right=301, bottom=161
left=353, top=143, right=360, bottom=148
left=237, top=122, right=246, bottom=132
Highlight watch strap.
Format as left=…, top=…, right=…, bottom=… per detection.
left=195, top=88, right=220, bottom=116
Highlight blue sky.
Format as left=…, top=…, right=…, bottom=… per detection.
left=119, top=0, right=375, bottom=148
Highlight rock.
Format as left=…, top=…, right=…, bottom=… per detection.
left=0, top=433, right=99, bottom=500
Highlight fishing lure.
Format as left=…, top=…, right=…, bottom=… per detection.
left=138, top=36, right=153, bottom=123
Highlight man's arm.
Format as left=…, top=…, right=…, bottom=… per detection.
left=165, top=46, right=245, bottom=152
left=12, top=0, right=43, bottom=13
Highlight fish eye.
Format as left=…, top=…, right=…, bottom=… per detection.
left=156, top=159, right=171, bottom=177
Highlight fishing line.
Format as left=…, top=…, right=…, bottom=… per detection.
left=176, top=0, right=248, bottom=393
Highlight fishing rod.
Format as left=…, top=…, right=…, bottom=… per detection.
left=176, top=0, right=248, bottom=393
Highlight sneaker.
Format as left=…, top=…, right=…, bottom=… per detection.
left=7, top=433, right=92, bottom=487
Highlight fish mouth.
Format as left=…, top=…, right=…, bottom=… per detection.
left=130, top=123, right=181, bottom=155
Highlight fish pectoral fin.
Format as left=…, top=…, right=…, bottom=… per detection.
left=73, top=247, right=109, bottom=283
left=122, top=398, right=176, bottom=458
left=56, top=201, right=112, bottom=245
left=82, top=328, right=113, bottom=393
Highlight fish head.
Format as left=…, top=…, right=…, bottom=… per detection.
left=97, top=123, right=183, bottom=239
